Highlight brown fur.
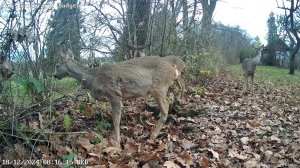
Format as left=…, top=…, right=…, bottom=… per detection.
left=54, top=44, right=178, bottom=147
left=134, top=48, right=186, bottom=99
left=162, top=56, right=185, bottom=99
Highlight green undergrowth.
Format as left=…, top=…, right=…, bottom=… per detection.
left=1, top=77, right=79, bottom=108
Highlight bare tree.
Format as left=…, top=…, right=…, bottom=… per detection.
left=181, top=0, right=199, bottom=54
left=127, top=0, right=152, bottom=47
left=277, top=0, right=300, bottom=75
left=200, top=0, right=218, bottom=45
left=200, top=0, right=218, bottom=35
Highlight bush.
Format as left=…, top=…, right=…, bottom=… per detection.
left=184, top=46, right=224, bottom=83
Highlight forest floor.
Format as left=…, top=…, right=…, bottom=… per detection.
left=2, top=65, right=300, bottom=168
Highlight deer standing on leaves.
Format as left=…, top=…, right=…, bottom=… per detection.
left=242, top=45, right=264, bottom=92
left=54, top=43, right=182, bottom=147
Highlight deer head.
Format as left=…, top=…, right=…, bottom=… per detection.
left=0, top=51, right=14, bottom=80
left=259, top=44, right=264, bottom=52
left=54, top=43, right=75, bottom=79
left=252, top=44, right=264, bottom=64
left=127, top=43, right=150, bottom=58
left=252, top=44, right=264, bottom=53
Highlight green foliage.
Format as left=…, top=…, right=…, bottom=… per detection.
left=16, top=123, right=28, bottom=130
left=267, top=12, right=278, bottom=44
left=2, top=76, right=78, bottom=108
left=90, top=135, right=101, bottom=145
left=264, top=12, right=279, bottom=66
left=14, top=75, right=44, bottom=94
left=62, top=153, right=77, bottom=168
left=253, top=36, right=262, bottom=48
left=63, top=114, right=72, bottom=130
left=192, top=86, right=205, bottom=95
left=28, top=77, right=44, bottom=93
left=48, top=77, right=80, bottom=102
left=96, top=119, right=111, bottom=134
left=185, top=47, right=223, bottom=82
left=75, top=103, right=86, bottom=111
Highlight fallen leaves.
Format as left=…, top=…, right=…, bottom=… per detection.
left=176, top=152, right=193, bottom=166
left=163, top=161, right=180, bottom=168
left=3, top=68, right=300, bottom=167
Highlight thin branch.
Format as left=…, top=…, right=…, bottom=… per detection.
left=26, top=0, right=47, bottom=29
left=89, top=4, right=123, bottom=46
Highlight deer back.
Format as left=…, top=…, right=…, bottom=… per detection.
left=86, top=56, right=177, bottom=100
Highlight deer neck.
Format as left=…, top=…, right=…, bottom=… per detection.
left=252, top=51, right=262, bottom=64
left=66, top=60, right=91, bottom=83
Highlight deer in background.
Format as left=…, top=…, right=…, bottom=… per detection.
left=242, top=45, right=264, bottom=91
left=54, top=43, right=179, bottom=147
left=0, top=52, right=13, bottom=80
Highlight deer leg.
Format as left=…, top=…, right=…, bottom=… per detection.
left=251, top=75, right=254, bottom=92
left=110, top=98, right=122, bottom=147
left=176, top=78, right=185, bottom=100
left=244, top=75, right=248, bottom=91
left=151, top=90, right=169, bottom=139
left=246, top=77, right=249, bottom=91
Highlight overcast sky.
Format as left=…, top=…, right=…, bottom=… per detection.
left=214, top=0, right=283, bottom=44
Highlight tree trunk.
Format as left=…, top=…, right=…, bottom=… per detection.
left=127, top=0, right=151, bottom=50
left=182, top=0, right=189, bottom=51
left=289, top=44, right=300, bottom=75
left=200, top=0, right=217, bottom=36
left=285, top=0, right=300, bottom=75
left=160, top=0, right=169, bottom=56
left=169, top=0, right=181, bottom=52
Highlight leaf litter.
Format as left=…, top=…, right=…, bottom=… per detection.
left=2, top=69, right=300, bottom=167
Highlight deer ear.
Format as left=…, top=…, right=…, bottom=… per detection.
left=60, top=42, right=68, bottom=54
left=0, top=51, right=4, bottom=62
left=66, top=50, right=75, bottom=60
left=59, top=42, right=75, bottom=60
left=59, top=42, right=71, bottom=60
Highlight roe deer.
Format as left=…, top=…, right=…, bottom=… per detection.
left=0, top=52, right=13, bottom=80
left=54, top=43, right=179, bottom=147
left=242, top=45, right=264, bottom=91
